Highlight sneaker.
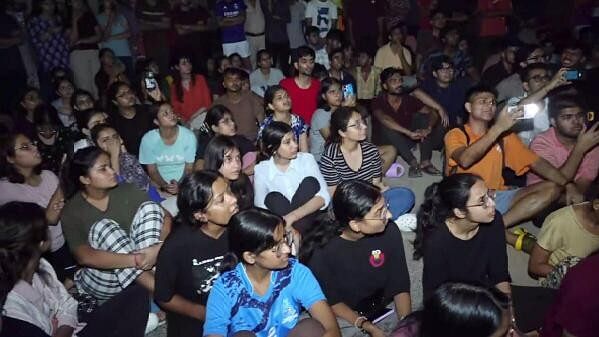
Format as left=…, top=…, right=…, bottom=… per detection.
left=408, top=166, right=422, bottom=178
left=145, top=313, right=160, bottom=335
left=394, top=213, right=417, bottom=232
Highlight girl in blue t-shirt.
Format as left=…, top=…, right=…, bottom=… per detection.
left=203, top=208, right=341, bottom=337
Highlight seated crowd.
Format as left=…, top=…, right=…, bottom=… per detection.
left=2, top=1, right=599, bottom=337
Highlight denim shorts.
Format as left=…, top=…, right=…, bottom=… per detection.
left=495, top=188, right=520, bottom=214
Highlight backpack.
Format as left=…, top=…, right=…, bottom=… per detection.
left=448, top=125, right=506, bottom=176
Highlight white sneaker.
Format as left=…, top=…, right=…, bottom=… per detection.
left=145, top=312, right=160, bottom=335
left=394, top=213, right=417, bottom=232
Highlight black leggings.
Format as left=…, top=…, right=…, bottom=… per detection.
left=78, top=283, right=150, bottom=337
left=381, top=113, right=444, bottom=165
left=264, top=176, right=319, bottom=235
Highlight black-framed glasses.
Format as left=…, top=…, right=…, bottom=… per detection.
left=271, top=231, right=293, bottom=257
left=529, top=75, right=550, bottom=82
left=465, top=190, right=496, bottom=209
left=362, top=203, right=391, bottom=221
left=15, top=141, right=38, bottom=151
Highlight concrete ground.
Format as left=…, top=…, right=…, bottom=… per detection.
left=148, top=149, right=540, bottom=337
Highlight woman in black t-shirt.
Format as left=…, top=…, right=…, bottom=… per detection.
left=154, top=170, right=239, bottom=337
left=301, top=180, right=412, bottom=337
left=414, top=173, right=510, bottom=299
left=106, top=81, right=153, bottom=156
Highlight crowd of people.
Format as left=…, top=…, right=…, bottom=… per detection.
left=1, top=0, right=599, bottom=337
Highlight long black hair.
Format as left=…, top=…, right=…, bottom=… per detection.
left=317, top=77, right=342, bottom=111
left=263, top=85, right=287, bottom=116
left=172, top=54, right=196, bottom=103
left=0, top=133, right=42, bottom=184
left=421, top=283, right=509, bottom=337
left=222, top=208, right=284, bottom=271
left=257, top=121, right=293, bottom=162
left=204, top=135, right=254, bottom=211
left=60, top=147, right=107, bottom=199
left=0, top=202, right=48, bottom=307
left=299, top=180, right=381, bottom=263
left=202, top=104, right=233, bottom=137
left=413, top=173, right=481, bottom=259
left=328, top=106, right=356, bottom=144
left=175, top=170, right=222, bottom=230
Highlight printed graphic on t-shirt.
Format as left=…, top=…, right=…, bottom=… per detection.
left=316, top=7, right=330, bottom=32
left=369, top=249, right=385, bottom=268
left=192, top=255, right=224, bottom=295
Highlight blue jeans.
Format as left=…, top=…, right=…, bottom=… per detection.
left=383, top=187, right=415, bottom=219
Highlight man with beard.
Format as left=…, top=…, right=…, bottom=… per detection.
left=213, top=67, right=264, bottom=141
left=445, top=85, right=583, bottom=251
left=280, top=46, right=321, bottom=124
left=372, top=67, right=445, bottom=177
left=528, top=95, right=599, bottom=198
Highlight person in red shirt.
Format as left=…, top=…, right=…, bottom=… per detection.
left=170, top=54, right=212, bottom=124
left=280, top=46, right=321, bottom=124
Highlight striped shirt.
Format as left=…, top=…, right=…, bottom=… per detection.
left=319, top=141, right=382, bottom=186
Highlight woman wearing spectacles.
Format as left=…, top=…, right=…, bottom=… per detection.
left=154, top=171, right=238, bottom=337
left=0, top=132, right=76, bottom=284
left=414, top=173, right=510, bottom=300
left=320, top=106, right=415, bottom=231
left=300, top=180, right=412, bottom=337
left=203, top=208, right=341, bottom=337
left=32, top=104, right=82, bottom=175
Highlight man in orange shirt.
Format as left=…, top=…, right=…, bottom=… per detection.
left=445, top=85, right=583, bottom=249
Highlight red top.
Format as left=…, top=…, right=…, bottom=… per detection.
left=279, top=77, right=321, bottom=124
left=478, top=0, right=512, bottom=37
left=170, top=74, right=212, bottom=122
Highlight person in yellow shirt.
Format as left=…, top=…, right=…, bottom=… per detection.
left=528, top=199, right=599, bottom=288
left=374, top=23, right=414, bottom=75
left=444, top=85, right=583, bottom=250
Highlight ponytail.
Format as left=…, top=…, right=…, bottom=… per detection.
left=299, top=215, right=344, bottom=263
left=413, top=174, right=481, bottom=260
left=61, top=147, right=105, bottom=200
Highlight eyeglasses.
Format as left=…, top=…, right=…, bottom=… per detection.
left=529, top=75, right=550, bottom=82
left=465, top=190, right=496, bottom=209
left=37, top=126, right=58, bottom=134
left=362, top=203, right=391, bottom=221
left=15, top=141, right=38, bottom=151
left=473, top=98, right=497, bottom=106
left=347, top=119, right=368, bottom=129
left=271, top=231, right=293, bottom=257
left=116, top=90, right=132, bottom=98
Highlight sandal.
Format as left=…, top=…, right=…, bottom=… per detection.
left=408, top=166, right=422, bottom=178
left=513, top=228, right=536, bottom=254
left=421, top=164, right=442, bottom=176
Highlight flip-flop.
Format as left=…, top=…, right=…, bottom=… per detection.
left=421, top=164, right=442, bottom=176
left=385, top=162, right=405, bottom=178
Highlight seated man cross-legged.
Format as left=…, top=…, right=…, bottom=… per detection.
left=444, top=85, right=584, bottom=252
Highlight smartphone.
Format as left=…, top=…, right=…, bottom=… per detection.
left=588, top=111, right=597, bottom=127
left=144, top=72, right=158, bottom=91
left=565, top=69, right=582, bottom=81
left=508, top=103, right=540, bottom=119
left=342, top=83, right=354, bottom=100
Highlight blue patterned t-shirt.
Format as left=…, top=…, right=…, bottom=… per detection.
left=203, top=258, right=325, bottom=337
